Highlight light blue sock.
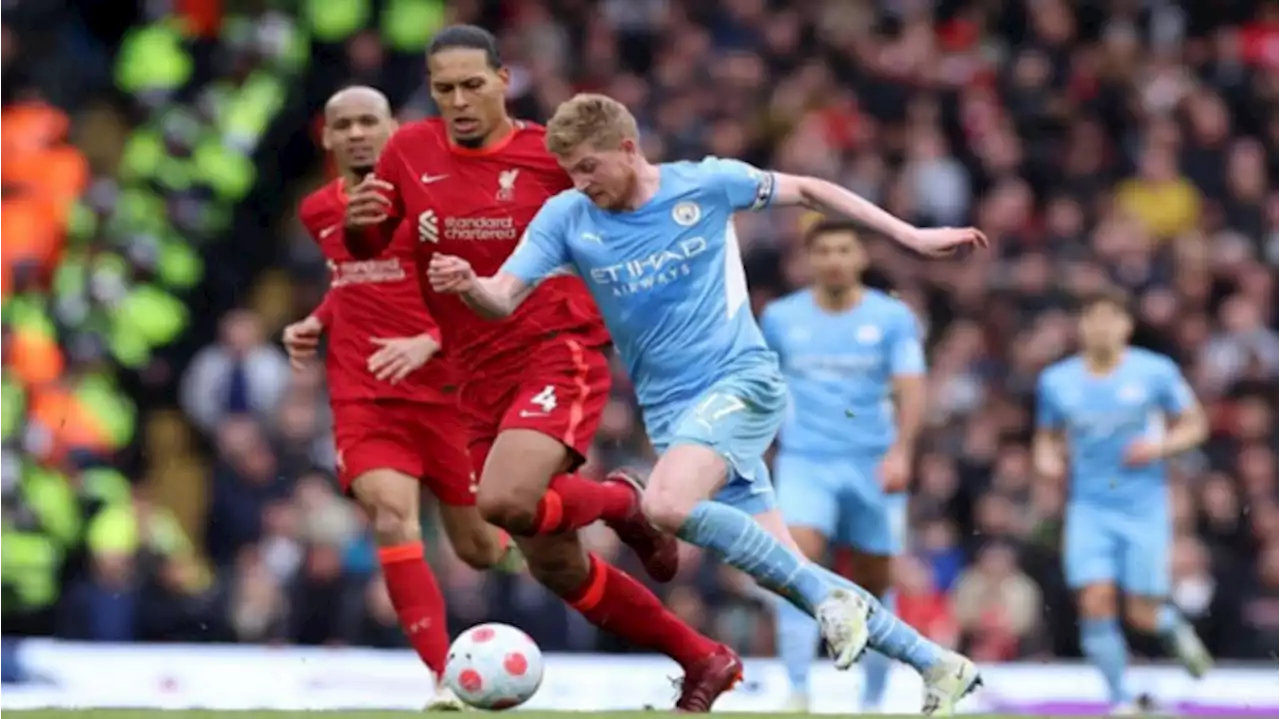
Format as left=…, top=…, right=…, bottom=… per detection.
left=814, top=566, right=943, bottom=672
left=775, top=595, right=820, bottom=695
left=1080, top=617, right=1131, bottom=705
left=677, top=501, right=835, bottom=612
left=860, top=591, right=896, bottom=709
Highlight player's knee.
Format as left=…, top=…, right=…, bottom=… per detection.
left=639, top=482, right=694, bottom=534
left=1077, top=583, right=1118, bottom=619
left=353, top=472, right=421, bottom=545
left=476, top=484, right=540, bottom=535
left=365, top=497, right=419, bottom=545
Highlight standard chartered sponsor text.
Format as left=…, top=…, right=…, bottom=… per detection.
left=444, top=215, right=518, bottom=241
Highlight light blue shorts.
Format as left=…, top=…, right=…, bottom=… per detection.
left=652, top=363, right=787, bottom=516
left=775, top=451, right=908, bottom=555
left=1064, top=501, right=1171, bottom=597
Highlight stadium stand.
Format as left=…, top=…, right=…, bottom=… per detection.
left=2, top=0, right=1275, bottom=669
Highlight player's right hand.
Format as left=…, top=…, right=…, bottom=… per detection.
left=907, top=227, right=989, bottom=258
left=428, top=253, right=478, bottom=294
left=344, top=174, right=394, bottom=228
left=283, top=315, right=325, bottom=370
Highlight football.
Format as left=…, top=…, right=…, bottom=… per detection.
left=443, top=623, right=545, bottom=710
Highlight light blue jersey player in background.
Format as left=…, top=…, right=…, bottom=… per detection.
left=428, top=93, right=987, bottom=714
left=1034, top=289, right=1214, bottom=715
left=762, top=221, right=926, bottom=712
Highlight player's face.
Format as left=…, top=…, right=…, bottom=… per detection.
left=322, top=99, right=394, bottom=175
left=427, top=48, right=510, bottom=147
left=807, top=231, right=865, bottom=291
left=557, top=140, right=638, bottom=210
left=1078, top=301, right=1132, bottom=353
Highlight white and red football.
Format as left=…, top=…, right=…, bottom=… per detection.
left=443, top=623, right=545, bottom=710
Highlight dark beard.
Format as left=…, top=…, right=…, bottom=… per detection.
left=452, top=134, right=485, bottom=149
left=350, top=164, right=375, bottom=177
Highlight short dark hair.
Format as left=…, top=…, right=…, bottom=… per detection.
left=1077, top=286, right=1132, bottom=314
left=803, top=219, right=862, bottom=248
left=427, top=25, right=501, bottom=70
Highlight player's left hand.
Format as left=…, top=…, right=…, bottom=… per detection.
left=367, top=334, right=440, bottom=383
left=880, top=444, right=911, bottom=493
left=907, top=227, right=989, bottom=258
left=1123, top=439, right=1164, bottom=467
left=283, top=315, right=325, bottom=371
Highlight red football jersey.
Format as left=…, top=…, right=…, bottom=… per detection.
left=300, top=178, right=457, bottom=403
left=362, top=118, right=610, bottom=377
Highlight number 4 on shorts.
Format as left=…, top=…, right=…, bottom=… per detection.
left=529, top=385, right=557, bottom=413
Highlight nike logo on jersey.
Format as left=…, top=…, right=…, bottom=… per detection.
left=420, top=173, right=449, bottom=184
left=319, top=225, right=339, bottom=239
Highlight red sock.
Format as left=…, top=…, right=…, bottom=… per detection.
left=379, top=543, right=449, bottom=677
left=531, top=474, right=635, bottom=534
left=564, top=554, right=719, bottom=669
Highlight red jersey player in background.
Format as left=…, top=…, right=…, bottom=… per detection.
left=342, top=26, right=741, bottom=710
left=282, top=86, right=518, bottom=710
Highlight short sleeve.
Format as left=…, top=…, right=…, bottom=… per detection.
left=1036, top=372, right=1063, bottom=430
left=888, top=307, right=926, bottom=376
left=501, top=197, right=575, bottom=285
left=699, top=156, right=776, bottom=212
left=1157, top=357, right=1196, bottom=415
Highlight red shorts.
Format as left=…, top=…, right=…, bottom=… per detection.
left=461, top=336, right=611, bottom=475
left=332, top=399, right=476, bottom=506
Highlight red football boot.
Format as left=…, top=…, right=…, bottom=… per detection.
left=602, top=468, right=680, bottom=583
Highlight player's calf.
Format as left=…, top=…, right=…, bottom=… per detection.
left=1125, top=596, right=1213, bottom=679
left=601, top=468, right=679, bottom=582
left=517, top=533, right=593, bottom=596
left=438, top=504, right=522, bottom=572
left=1076, top=583, right=1133, bottom=708
left=352, top=469, right=449, bottom=680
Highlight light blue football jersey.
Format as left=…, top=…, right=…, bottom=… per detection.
left=502, top=156, right=778, bottom=439
left=1036, top=347, right=1196, bottom=510
left=761, top=288, right=925, bottom=456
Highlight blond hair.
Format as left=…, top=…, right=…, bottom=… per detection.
left=545, top=93, right=639, bottom=156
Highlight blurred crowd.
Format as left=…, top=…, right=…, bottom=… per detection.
left=2, top=0, right=1276, bottom=665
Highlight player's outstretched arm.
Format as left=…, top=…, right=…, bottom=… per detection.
left=427, top=254, right=534, bottom=320
left=436, top=196, right=575, bottom=319
left=770, top=173, right=988, bottom=258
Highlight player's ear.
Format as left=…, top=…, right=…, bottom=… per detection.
left=495, top=65, right=511, bottom=89
left=321, top=126, right=333, bottom=152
